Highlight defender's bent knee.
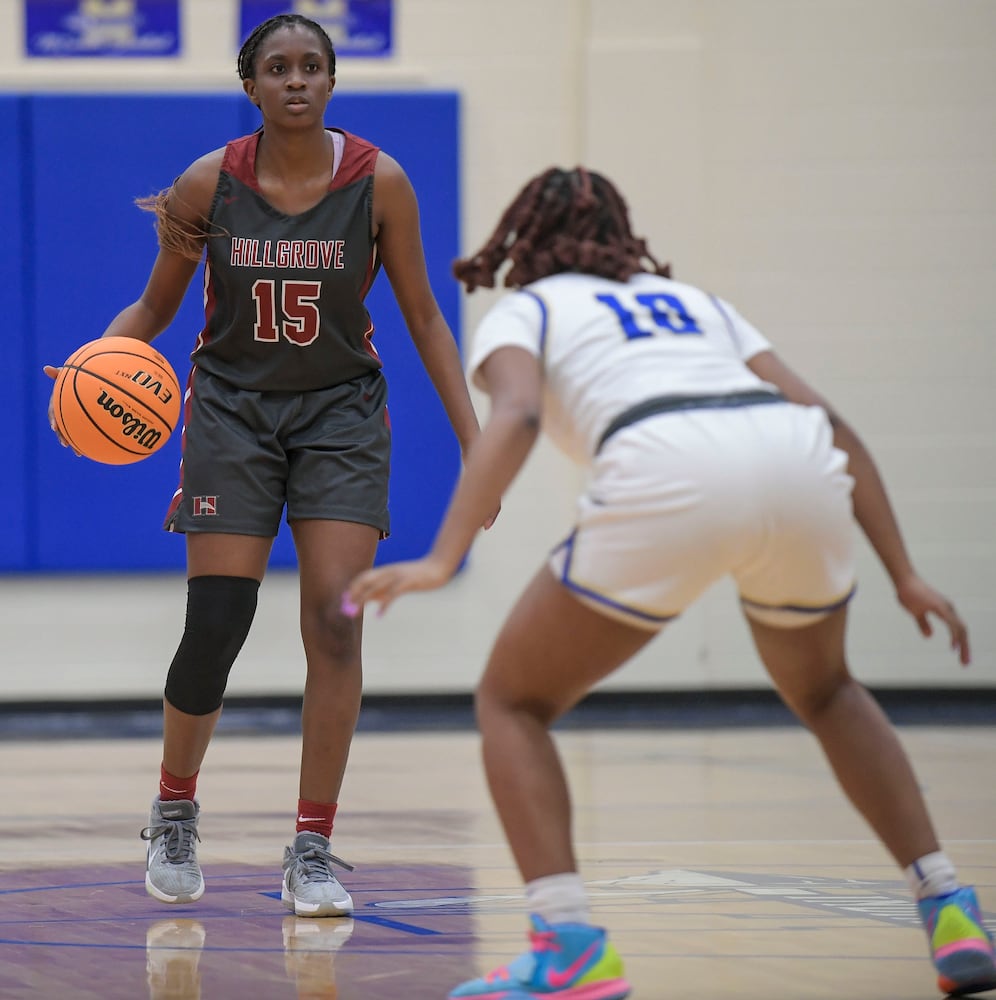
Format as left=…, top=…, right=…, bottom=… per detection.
left=164, top=575, right=259, bottom=716
left=475, top=683, right=561, bottom=730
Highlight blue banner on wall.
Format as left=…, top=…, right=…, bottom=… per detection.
left=25, top=0, right=179, bottom=57
left=241, top=1, right=392, bottom=58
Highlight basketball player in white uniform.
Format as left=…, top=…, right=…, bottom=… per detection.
left=346, top=167, right=994, bottom=1000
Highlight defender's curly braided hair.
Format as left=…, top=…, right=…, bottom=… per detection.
left=453, top=167, right=671, bottom=291
left=133, top=15, right=337, bottom=262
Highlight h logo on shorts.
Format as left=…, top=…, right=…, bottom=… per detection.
left=192, top=496, right=218, bottom=517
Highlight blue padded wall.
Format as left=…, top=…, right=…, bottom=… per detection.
left=0, top=98, right=29, bottom=569
left=14, top=91, right=461, bottom=572
left=30, top=94, right=244, bottom=571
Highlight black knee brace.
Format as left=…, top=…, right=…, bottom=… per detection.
left=164, top=575, right=260, bottom=716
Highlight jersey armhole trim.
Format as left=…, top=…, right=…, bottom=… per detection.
left=709, top=294, right=744, bottom=353
left=519, top=289, right=549, bottom=357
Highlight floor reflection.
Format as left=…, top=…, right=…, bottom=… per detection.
left=0, top=862, right=478, bottom=1000
left=146, top=919, right=206, bottom=1000
left=281, top=915, right=352, bottom=999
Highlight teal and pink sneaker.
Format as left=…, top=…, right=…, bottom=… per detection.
left=448, top=915, right=630, bottom=999
left=918, top=886, right=996, bottom=997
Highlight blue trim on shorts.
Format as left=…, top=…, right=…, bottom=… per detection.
left=740, top=584, right=857, bottom=616
left=554, top=531, right=679, bottom=626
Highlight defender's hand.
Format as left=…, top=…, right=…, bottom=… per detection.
left=343, top=558, right=452, bottom=618
left=895, top=574, right=970, bottom=666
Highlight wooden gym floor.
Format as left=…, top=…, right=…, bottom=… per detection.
left=1, top=712, right=994, bottom=999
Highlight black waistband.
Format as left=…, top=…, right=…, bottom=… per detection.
left=597, top=389, right=786, bottom=452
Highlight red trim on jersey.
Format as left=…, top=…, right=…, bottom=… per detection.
left=163, top=367, right=197, bottom=532
left=358, top=244, right=378, bottom=300
left=361, top=319, right=379, bottom=361
left=330, top=129, right=380, bottom=188
left=221, top=128, right=379, bottom=194
left=356, top=243, right=381, bottom=361
left=199, top=259, right=216, bottom=351
left=173, top=265, right=212, bottom=518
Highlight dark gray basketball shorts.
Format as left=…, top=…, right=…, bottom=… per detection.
left=164, top=367, right=391, bottom=537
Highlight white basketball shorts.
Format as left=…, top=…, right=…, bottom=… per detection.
left=548, top=402, right=856, bottom=630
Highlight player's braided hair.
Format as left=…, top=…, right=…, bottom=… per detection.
left=135, top=190, right=196, bottom=261
left=453, top=167, right=671, bottom=291
left=134, top=186, right=220, bottom=263
left=237, top=13, right=336, bottom=81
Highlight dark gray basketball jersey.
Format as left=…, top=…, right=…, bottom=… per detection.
left=192, top=129, right=383, bottom=391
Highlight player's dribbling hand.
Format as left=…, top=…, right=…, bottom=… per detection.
left=42, top=365, right=80, bottom=454
left=895, top=573, right=971, bottom=666
left=342, top=558, right=452, bottom=618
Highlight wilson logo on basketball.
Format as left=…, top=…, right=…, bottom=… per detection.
left=94, top=390, right=164, bottom=450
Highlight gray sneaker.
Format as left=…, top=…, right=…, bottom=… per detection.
left=140, top=798, right=204, bottom=904
left=281, top=831, right=355, bottom=917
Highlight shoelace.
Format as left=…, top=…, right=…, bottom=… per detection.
left=291, top=845, right=355, bottom=883
left=140, top=817, right=201, bottom=862
left=529, top=930, right=561, bottom=954
left=484, top=931, right=560, bottom=983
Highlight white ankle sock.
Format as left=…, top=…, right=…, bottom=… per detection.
left=525, top=872, right=590, bottom=925
left=905, top=851, right=960, bottom=900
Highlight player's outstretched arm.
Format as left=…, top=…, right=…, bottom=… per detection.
left=345, top=345, right=541, bottom=616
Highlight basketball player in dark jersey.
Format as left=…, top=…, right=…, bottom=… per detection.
left=46, top=13, right=496, bottom=916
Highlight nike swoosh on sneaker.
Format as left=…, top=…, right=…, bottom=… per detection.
left=546, top=940, right=603, bottom=988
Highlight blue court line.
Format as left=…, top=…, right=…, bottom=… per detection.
left=0, top=938, right=947, bottom=962
left=0, top=938, right=460, bottom=954
left=0, top=871, right=295, bottom=895
left=353, top=914, right=442, bottom=935
left=0, top=939, right=148, bottom=951
left=0, top=879, right=142, bottom=894
left=259, top=891, right=440, bottom=935
left=0, top=878, right=459, bottom=937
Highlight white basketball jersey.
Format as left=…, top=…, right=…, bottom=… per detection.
left=466, top=272, right=776, bottom=463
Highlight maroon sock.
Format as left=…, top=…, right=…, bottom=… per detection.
left=296, top=798, right=337, bottom=839
left=159, top=763, right=198, bottom=802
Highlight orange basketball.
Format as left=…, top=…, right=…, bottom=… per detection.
left=52, top=337, right=182, bottom=465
